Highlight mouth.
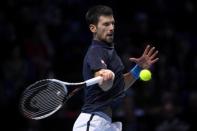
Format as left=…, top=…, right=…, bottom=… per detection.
left=107, top=33, right=113, bottom=37
left=106, top=34, right=114, bottom=43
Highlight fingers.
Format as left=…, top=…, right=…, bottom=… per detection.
left=147, top=46, right=155, bottom=56
left=147, top=47, right=159, bottom=65
left=98, top=69, right=115, bottom=81
left=143, top=45, right=151, bottom=56
left=144, top=45, right=159, bottom=61
left=98, top=70, right=114, bottom=91
left=150, top=57, right=159, bottom=64
left=150, top=50, right=158, bottom=60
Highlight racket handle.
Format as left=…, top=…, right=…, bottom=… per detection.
left=85, top=76, right=103, bottom=86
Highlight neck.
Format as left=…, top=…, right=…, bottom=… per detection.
left=93, top=38, right=114, bottom=47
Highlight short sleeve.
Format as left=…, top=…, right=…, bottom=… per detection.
left=86, top=47, right=108, bottom=71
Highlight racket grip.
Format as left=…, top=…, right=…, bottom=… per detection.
left=85, top=76, right=103, bottom=86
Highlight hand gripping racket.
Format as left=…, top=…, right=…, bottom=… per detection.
left=19, top=76, right=103, bottom=120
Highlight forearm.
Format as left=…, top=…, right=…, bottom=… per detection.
left=124, top=65, right=142, bottom=90
left=123, top=72, right=137, bottom=90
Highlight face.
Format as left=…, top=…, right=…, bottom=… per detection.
left=91, top=15, right=115, bottom=43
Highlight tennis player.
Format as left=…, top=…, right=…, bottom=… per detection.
left=73, top=5, right=159, bottom=131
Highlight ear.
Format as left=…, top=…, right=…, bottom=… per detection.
left=89, top=24, right=97, bottom=33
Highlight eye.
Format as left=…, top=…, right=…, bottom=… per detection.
left=103, top=23, right=110, bottom=26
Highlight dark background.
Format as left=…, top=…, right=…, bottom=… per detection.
left=0, top=0, right=196, bottom=130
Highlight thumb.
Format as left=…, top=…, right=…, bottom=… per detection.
left=129, top=58, right=138, bottom=63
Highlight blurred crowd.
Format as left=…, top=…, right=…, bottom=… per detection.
left=0, top=0, right=196, bottom=131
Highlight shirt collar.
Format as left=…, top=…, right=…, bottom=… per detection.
left=91, top=40, right=114, bottom=49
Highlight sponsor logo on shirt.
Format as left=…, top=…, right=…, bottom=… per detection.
left=101, top=59, right=107, bottom=68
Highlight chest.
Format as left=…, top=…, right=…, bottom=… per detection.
left=106, top=50, right=124, bottom=73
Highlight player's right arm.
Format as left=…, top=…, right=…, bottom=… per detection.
left=95, top=69, right=115, bottom=91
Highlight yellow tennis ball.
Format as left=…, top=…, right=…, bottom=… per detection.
left=139, top=69, right=152, bottom=81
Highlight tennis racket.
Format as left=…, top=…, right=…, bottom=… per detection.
left=19, top=76, right=103, bottom=120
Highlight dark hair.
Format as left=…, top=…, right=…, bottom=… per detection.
left=85, top=5, right=113, bottom=25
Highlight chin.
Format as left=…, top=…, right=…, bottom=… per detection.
left=106, top=38, right=113, bottom=43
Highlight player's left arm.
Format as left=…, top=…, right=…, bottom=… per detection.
left=124, top=45, right=159, bottom=90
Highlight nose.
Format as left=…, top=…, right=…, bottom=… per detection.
left=109, top=24, right=114, bottom=32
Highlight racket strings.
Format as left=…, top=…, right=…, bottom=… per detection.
left=21, top=81, right=67, bottom=119
left=22, top=86, right=64, bottom=118
left=22, top=81, right=64, bottom=104
left=30, top=89, right=62, bottom=110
